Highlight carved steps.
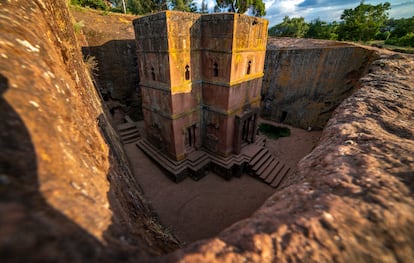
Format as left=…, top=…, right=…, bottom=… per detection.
left=248, top=148, right=292, bottom=189
left=249, top=149, right=269, bottom=167
left=118, top=123, right=140, bottom=144
left=136, top=136, right=291, bottom=188
left=271, top=166, right=290, bottom=188
left=254, top=135, right=267, bottom=147
left=260, top=160, right=279, bottom=180
left=136, top=139, right=188, bottom=181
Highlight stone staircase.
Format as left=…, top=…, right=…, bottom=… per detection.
left=136, top=139, right=188, bottom=181
left=248, top=148, right=292, bottom=189
left=136, top=134, right=292, bottom=188
left=117, top=122, right=140, bottom=144
left=136, top=139, right=210, bottom=182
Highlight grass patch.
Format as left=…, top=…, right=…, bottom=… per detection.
left=73, top=20, right=85, bottom=33
left=84, top=55, right=99, bottom=76
left=259, top=123, right=291, bottom=140
left=366, top=40, right=414, bottom=54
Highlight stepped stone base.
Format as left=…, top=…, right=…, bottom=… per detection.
left=136, top=136, right=292, bottom=188
left=117, top=122, right=140, bottom=144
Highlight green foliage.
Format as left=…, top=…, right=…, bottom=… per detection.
left=199, top=0, right=208, bottom=13
left=305, top=19, right=338, bottom=40
left=127, top=0, right=151, bottom=14
left=74, top=0, right=266, bottom=16
left=385, top=32, right=414, bottom=47
left=268, top=16, right=309, bottom=38
left=388, top=17, right=414, bottom=38
left=71, top=0, right=109, bottom=10
left=84, top=55, right=99, bottom=76
left=337, top=1, right=391, bottom=41
left=259, top=123, right=290, bottom=140
left=73, top=20, right=85, bottom=33
left=215, top=0, right=266, bottom=17
left=170, top=0, right=197, bottom=12
left=109, top=0, right=167, bottom=15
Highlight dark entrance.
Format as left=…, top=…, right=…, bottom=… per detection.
left=280, top=111, right=288, bottom=123
left=234, top=109, right=259, bottom=154
left=241, top=115, right=255, bottom=143
left=185, top=124, right=196, bottom=152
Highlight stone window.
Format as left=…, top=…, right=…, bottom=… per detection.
left=247, top=61, right=252, bottom=75
left=213, top=62, right=218, bottom=77
left=185, top=124, right=196, bottom=148
left=185, top=65, right=190, bottom=80
left=143, top=65, right=148, bottom=78
left=151, top=67, right=155, bottom=81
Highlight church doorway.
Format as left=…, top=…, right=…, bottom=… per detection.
left=185, top=124, right=196, bottom=152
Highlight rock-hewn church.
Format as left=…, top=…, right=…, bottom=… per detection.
left=133, top=11, right=272, bottom=181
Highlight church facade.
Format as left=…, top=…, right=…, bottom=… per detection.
left=133, top=11, right=268, bottom=162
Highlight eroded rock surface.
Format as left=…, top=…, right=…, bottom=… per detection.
left=0, top=1, right=177, bottom=262
left=160, top=52, right=414, bottom=262
left=262, top=38, right=377, bottom=130
left=1, top=1, right=413, bottom=262
left=71, top=7, right=142, bottom=120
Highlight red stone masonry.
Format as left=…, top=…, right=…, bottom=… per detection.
left=133, top=11, right=268, bottom=163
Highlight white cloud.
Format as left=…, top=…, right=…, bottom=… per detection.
left=264, top=0, right=414, bottom=26
left=192, top=0, right=414, bottom=26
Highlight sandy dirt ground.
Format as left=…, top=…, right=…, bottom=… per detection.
left=259, top=119, right=322, bottom=171
left=123, top=120, right=321, bottom=244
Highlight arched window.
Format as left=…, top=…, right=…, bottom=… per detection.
left=247, top=61, right=252, bottom=75
left=151, top=67, right=155, bottom=81
left=185, top=65, right=190, bottom=80
left=143, top=65, right=148, bottom=78
left=213, top=62, right=218, bottom=77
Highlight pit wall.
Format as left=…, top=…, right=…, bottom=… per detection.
left=160, top=49, right=414, bottom=263
left=0, top=1, right=177, bottom=261
left=262, top=45, right=376, bottom=129
left=71, top=8, right=142, bottom=120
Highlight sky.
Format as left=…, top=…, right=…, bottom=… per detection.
left=195, top=0, right=414, bottom=27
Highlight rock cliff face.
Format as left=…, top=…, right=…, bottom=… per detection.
left=71, top=8, right=142, bottom=120
left=262, top=38, right=376, bottom=129
left=1, top=1, right=413, bottom=262
left=0, top=1, right=177, bottom=262
left=161, top=51, right=414, bottom=262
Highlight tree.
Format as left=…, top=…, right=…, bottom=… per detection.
left=199, top=0, right=208, bottom=13
left=71, top=0, right=109, bottom=10
left=338, top=1, right=391, bottom=41
left=306, top=18, right=338, bottom=40
left=170, top=0, right=197, bottom=12
left=384, top=17, right=414, bottom=47
left=215, top=0, right=266, bottom=17
left=387, top=17, right=414, bottom=39
left=268, top=16, right=309, bottom=38
left=126, top=0, right=167, bottom=15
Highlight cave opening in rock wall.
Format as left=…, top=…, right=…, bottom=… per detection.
left=280, top=111, right=288, bottom=123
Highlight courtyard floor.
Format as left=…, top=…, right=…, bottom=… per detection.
left=123, top=120, right=321, bottom=244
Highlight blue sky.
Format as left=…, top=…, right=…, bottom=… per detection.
left=195, top=0, right=414, bottom=27
left=264, top=0, right=414, bottom=26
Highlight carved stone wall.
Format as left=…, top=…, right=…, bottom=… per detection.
left=262, top=38, right=376, bottom=129
left=133, top=12, right=268, bottom=160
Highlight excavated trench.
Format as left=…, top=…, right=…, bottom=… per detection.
left=72, top=9, right=378, bottom=244
left=1, top=1, right=414, bottom=262
left=115, top=38, right=377, bottom=244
